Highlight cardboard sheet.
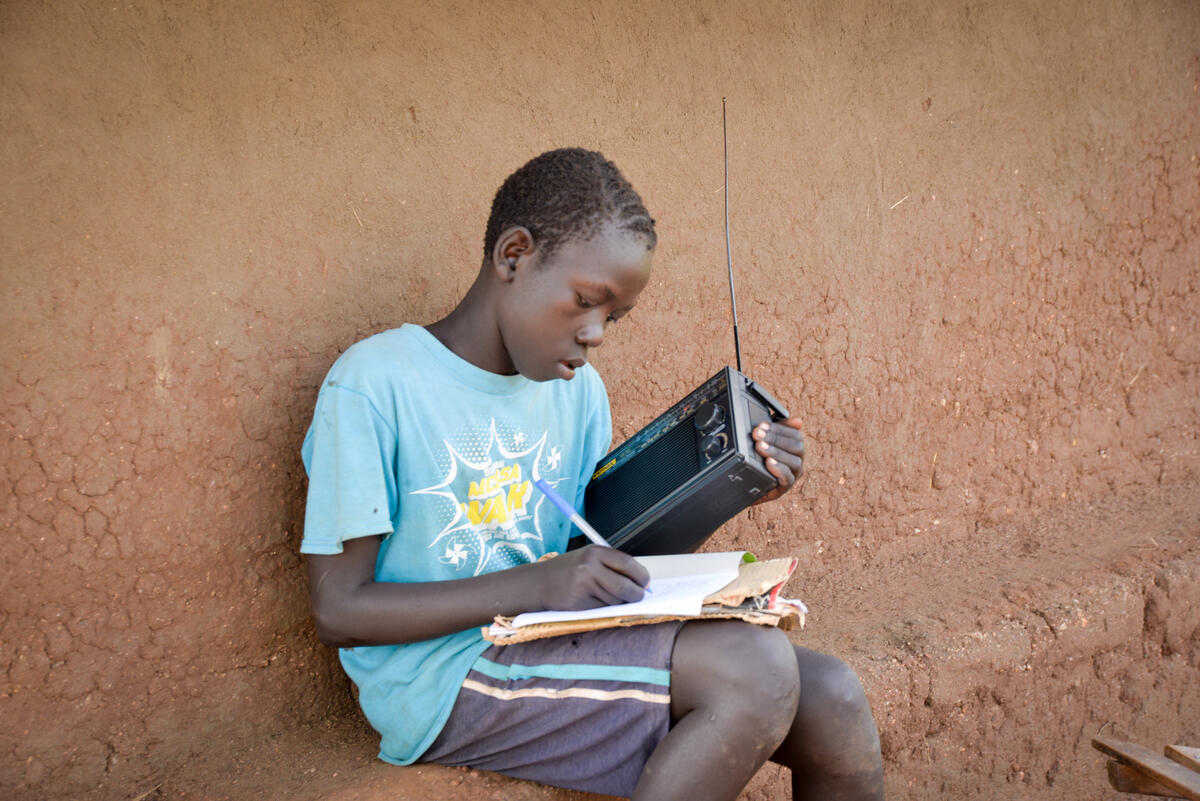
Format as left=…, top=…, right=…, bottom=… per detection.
left=484, top=555, right=804, bottom=645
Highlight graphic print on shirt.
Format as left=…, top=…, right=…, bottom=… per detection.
left=410, top=418, right=565, bottom=576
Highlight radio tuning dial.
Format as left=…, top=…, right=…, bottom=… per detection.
left=700, top=431, right=729, bottom=459
left=695, top=403, right=726, bottom=432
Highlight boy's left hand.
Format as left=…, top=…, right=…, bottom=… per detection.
left=751, top=417, right=805, bottom=505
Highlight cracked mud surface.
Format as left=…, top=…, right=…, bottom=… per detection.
left=2, top=1, right=1198, bottom=799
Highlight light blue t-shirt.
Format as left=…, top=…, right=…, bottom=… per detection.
left=300, top=324, right=612, bottom=765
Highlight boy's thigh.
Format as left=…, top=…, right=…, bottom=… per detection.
left=421, top=621, right=685, bottom=798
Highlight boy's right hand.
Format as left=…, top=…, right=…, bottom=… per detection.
left=534, top=546, right=650, bottom=611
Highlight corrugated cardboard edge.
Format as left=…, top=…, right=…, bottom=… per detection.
left=483, top=556, right=803, bottom=645
left=484, top=606, right=804, bottom=645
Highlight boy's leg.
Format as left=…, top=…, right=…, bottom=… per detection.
left=638, top=621, right=883, bottom=801
left=634, top=620, right=800, bottom=801
left=770, top=645, right=884, bottom=801
left=423, top=620, right=881, bottom=800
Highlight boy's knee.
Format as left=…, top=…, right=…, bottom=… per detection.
left=803, top=654, right=871, bottom=723
left=673, top=622, right=800, bottom=740
left=722, top=625, right=800, bottom=710
left=785, top=651, right=882, bottom=778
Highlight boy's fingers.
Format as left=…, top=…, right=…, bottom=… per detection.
left=594, top=570, right=647, bottom=604
left=765, top=455, right=796, bottom=486
left=754, top=421, right=805, bottom=478
left=597, top=547, right=650, bottom=587
left=755, top=421, right=805, bottom=451
left=757, top=438, right=804, bottom=476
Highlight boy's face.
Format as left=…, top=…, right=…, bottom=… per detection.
left=497, top=227, right=653, bottom=382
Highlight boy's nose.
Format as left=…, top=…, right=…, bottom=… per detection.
left=576, top=321, right=604, bottom=348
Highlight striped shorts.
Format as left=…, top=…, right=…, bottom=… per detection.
left=419, top=621, right=685, bottom=798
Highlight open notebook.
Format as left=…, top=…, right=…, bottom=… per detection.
left=484, top=551, right=806, bottom=645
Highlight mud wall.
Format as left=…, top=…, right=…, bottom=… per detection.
left=2, top=0, right=1197, bottom=797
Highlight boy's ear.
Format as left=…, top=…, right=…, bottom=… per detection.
left=492, top=226, right=535, bottom=282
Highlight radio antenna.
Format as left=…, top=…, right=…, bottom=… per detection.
left=722, top=97, right=743, bottom=373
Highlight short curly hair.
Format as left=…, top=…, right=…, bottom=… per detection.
left=483, top=148, right=657, bottom=262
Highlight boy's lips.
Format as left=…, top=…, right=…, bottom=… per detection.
left=558, top=357, right=586, bottom=379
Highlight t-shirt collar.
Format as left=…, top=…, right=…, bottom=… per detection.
left=404, top=324, right=532, bottom=396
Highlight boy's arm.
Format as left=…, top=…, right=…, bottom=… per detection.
left=306, top=536, right=649, bottom=648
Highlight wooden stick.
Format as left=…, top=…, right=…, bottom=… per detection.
left=1092, top=737, right=1200, bottom=801
left=1166, top=746, right=1200, bottom=773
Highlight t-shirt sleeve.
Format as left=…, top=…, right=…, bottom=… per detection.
left=300, top=385, right=398, bottom=555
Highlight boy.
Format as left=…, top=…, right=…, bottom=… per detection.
left=301, top=149, right=884, bottom=800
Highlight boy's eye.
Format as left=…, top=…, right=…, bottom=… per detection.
left=576, top=294, right=596, bottom=309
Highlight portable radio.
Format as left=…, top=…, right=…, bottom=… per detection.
left=581, top=366, right=788, bottom=555
left=574, top=99, right=793, bottom=556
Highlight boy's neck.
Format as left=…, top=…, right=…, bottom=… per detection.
left=425, top=271, right=516, bottom=376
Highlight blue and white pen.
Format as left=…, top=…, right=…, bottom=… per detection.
left=533, top=479, right=610, bottom=548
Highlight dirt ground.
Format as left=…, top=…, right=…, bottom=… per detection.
left=2, top=1, right=1198, bottom=799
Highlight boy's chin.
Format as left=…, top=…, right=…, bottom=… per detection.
left=517, top=360, right=575, bottom=382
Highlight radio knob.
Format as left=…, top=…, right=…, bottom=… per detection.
left=695, top=403, right=726, bottom=432
left=700, top=431, right=728, bottom=459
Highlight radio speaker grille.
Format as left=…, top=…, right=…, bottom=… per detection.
left=586, top=422, right=700, bottom=537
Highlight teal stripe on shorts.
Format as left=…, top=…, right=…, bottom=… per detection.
left=472, top=656, right=670, bottom=687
